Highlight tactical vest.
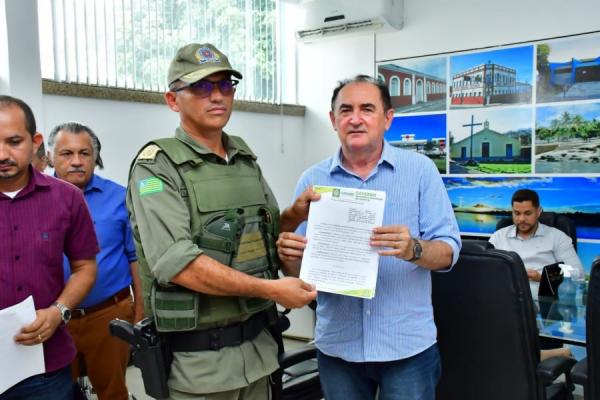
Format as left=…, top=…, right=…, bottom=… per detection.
left=132, top=136, right=280, bottom=332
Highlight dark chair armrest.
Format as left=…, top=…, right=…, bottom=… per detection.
left=278, top=343, right=317, bottom=370
left=570, top=358, right=587, bottom=385
left=536, top=356, right=577, bottom=385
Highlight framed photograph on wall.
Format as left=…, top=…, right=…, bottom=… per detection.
left=535, top=101, right=600, bottom=174
left=443, top=176, right=600, bottom=239
left=536, top=35, right=600, bottom=103
left=376, top=55, right=448, bottom=114
left=385, top=113, right=447, bottom=173
left=448, top=107, right=532, bottom=174
left=449, top=46, right=534, bottom=109
left=377, top=32, right=600, bottom=274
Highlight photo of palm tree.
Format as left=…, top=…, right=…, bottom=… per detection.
left=535, top=102, right=600, bottom=173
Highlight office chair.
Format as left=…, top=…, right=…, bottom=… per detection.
left=270, top=308, right=322, bottom=400
left=495, top=211, right=578, bottom=251
left=273, top=339, right=320, bottom=400
left=571, top=257, right=600, bottom=399
left=432, top=240, right=576, bottom=400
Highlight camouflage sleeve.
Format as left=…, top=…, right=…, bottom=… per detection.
left=127, top=147, right=202, bottom=284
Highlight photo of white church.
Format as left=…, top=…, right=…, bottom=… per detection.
left=448, top=107, right=532, bottom=174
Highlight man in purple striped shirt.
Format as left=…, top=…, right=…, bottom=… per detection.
left=0, top=95, right=98, bottom=400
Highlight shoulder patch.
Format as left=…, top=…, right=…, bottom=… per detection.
left=139, top=177, right=164, bottom=196
left=137, top=145, right=162, bottom=161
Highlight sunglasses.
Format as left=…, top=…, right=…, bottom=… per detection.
left=172, top=79, right=239, bottom=97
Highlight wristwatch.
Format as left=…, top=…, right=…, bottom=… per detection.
left=52, top=302, right=72, bottom=325
left=407, top=238, right=422, bottom=262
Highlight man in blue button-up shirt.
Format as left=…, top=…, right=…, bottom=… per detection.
left=278, top=75, right=461, bottom=400
left=49, top=122, right=143, bottom=400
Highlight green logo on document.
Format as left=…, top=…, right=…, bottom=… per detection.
left=139, top=177, right=164, bottom=196
left=332, top=188, right=341, bottom=197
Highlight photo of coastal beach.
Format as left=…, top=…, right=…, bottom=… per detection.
left=442, top=176, right=600, bottom=240
left=578, top=241, right=600, bottom=277
left=535, top=102, right=600, bottom=173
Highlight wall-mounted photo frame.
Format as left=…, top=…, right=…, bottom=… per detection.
left=443, top=176, right=600, bottom=240
left=448, top=107, right=532, bottom=174
left=376, top=31, right=600, bottom=272
left=449, top=46, right=533, bottom=109
left=385, top=114, right=447, bottom=173
left=377, top=56, right=448, bottom=114
left=537, top=35, right=600, bottom=104
left=535, top=101, right=600, bottom=174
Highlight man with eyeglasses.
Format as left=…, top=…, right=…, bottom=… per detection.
left=126, top=43, right=317, bottom=399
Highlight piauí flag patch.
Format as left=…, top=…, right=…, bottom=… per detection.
left=139, top=177, right=164, bottom=196
left=195, top=47, right=221, bottom=64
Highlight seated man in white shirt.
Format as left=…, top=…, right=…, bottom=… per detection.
left=489, top=188, right=584, bottom=298
left=489, top=188, right=583, bottom=358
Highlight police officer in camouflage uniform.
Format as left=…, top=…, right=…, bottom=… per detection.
left=126, top=43, right=318, bottom=400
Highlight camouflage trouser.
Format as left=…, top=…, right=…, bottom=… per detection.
left=168, top=375, right=271, bottom=400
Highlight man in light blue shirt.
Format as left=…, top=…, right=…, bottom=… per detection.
left=277, top=75, right=461, bottom=400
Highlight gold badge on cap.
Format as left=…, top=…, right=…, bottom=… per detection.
left=195, top=47, right=221, bottom=64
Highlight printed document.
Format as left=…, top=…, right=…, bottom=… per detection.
left=300, top=185, right=386, bottom=298
left=0, top=296, right=44, bottom=394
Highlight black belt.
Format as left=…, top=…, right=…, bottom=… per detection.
left=71, top=287, right=131, bottom=318
left=164, top=309, right=273, bottom=352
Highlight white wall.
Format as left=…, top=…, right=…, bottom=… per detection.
left=0, top=0, right=43, bottom=121
left=376, top=0, right=600, bottom=60
left=42, top=95, right=306, bottom=208
left=297, top=33, right=376, bottom=167
left=296, top=0, right=600, bottom=168
left=0, top=1, right=9, bottom=94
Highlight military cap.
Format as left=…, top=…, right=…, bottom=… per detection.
left=167, top=43, right=243, bottom=86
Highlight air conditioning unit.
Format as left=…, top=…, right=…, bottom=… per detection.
left=295, top=0, right=404, bottom=43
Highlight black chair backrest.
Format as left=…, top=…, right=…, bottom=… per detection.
left=587, top=258, right=600, bottom=400
left=271, top=307, right=322, bottom=400
left=495, top=211, right=578, bottom=251
left=432, top=240, right=544, bottom=400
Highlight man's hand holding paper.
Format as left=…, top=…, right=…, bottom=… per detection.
left=294, top=185, right=386, bottom=299
left=371, top=224, right=414, bottom=260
